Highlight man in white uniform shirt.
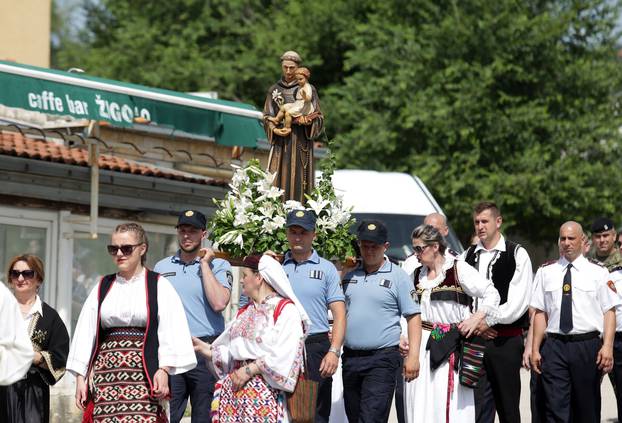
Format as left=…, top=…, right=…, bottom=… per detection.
left=463, top=202, right=533, bottom=423
left=531, top=221, right=619, bottom=422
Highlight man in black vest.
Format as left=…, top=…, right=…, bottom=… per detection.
left=464, top=202, right=533, bottom=423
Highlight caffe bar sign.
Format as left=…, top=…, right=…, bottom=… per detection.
left=0, top=61, right=265, bottom=147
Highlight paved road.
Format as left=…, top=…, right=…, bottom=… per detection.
left=181, top=368, right=619, bottom=422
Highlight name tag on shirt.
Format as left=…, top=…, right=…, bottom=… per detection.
left=341, top=279, right=357, bottom=286
left=309, top=270, right=324, bottom=280
left=379, top=279, right=392, bottom=288
left=160, top=272, right=176, bottom=278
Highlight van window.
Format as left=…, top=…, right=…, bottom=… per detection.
left=352, top=213, right=463, bottom=261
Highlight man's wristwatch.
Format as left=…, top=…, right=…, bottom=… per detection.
left=328, top=347, right=341, bottom=358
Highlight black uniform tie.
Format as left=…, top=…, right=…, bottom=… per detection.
left=560, top=264, right=573, bottom=333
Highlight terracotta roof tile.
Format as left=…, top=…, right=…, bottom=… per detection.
left=0, top=131, right=227, bottom=186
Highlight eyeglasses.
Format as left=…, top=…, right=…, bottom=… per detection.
left=9, top=270, right=36, bottom=280
left=107, top=244, right=143, bottom=256
left=412, top=245, right=430, bottom=255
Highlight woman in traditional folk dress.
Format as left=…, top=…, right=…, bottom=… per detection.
left=67, top=223, right=196, bottom=423
left=0, top=254, right=69, bottom=423
left=193, top=254, right=310, bottom=423
left=404, top=225, right=500, bottom=423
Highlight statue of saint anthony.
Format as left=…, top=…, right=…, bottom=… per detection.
left=263, top=51, right=324, bottom=203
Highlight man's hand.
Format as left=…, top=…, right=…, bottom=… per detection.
left=480, top=327, right=498, bottom=340
left=75, top=375, right=88, bottom=411
left=199, top=248, right=215, bottom=265
left=403, top=354, right=420, bottom=382
left=319, top=351, right=339, bottom=378
left=458, top=314, right=484, bottom=338
left=597, top=345, right=614, bottom=373
left=399, top=336, right=409, bottom=357
left=531, top=350, right=543, bottom=375
left=152, top=369, right=170, bottom=399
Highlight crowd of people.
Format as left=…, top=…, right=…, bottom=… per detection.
left=2, top=201, right=622, bottom=423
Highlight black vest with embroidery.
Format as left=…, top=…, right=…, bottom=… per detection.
left=464, top=241, right=529, bottom=329
left=86, top=270, right=160, bottom=393
left=414, top=263, right=472, bottom=307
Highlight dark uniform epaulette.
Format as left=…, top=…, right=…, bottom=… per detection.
left=586, top=257, right=605, bottom=268
left=610, top=265, right=622, bottom=273
left=540, top=259, right=557, bottom=268
left=448, top=248, right=459, bottom=258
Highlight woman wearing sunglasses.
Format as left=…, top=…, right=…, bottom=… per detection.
left=67, top=222, right=196, bottom=422
left=403, top=224, right=500, bottom=423
left=0, top=254, right=70, bottom=423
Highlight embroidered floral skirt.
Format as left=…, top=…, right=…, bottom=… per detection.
left=211, top=371, right=285, bottom=423
left=92, top=327, right=165, bottom=423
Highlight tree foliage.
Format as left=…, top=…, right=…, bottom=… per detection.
left=54, top=0, right=622, bottom=243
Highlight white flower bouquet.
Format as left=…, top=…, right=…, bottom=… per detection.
left=210, top=158, right=356, bottom=260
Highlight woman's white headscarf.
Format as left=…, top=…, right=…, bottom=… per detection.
left=259, top=255, right=311, bottom=336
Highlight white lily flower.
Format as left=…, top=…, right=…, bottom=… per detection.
left=307, top=195, right=330, bottom=216
left=233, top=212, right=250, bottom=226
left=284, top=200, right=304, bottom=212
left=233, top=233, right=244, bottom=247
left=258, top=204, right=275, bottom=218
left=273, top=215, right=286, bottom=229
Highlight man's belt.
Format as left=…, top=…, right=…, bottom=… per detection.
left=547, top=331, right=600, bottom=342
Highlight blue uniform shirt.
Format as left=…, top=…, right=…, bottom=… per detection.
left=154, top=253, right=232, bottom=337
left=342, top=258, right=420, bottom=350
left=283, top=249, right=345, bottom=335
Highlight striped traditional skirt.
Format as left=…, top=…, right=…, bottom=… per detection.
left=92, top=327, right=165, bottom=423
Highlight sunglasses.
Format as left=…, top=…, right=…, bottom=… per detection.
left=9, top=269, right=36, bottom=280
left=107, top=244, right=143, bottom=256
left=412, top=245, right=430, bottom=254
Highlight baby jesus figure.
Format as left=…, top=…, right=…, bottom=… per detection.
left=267, top=67, right=314, bottom=136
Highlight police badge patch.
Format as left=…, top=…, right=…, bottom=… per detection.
left=309, top=270, right=324, bottom=280
left=226, top=271, right=234, bottom=286
left=608, top=280, right=617, bottom=293
left=379, top=279, right=392, bottom=288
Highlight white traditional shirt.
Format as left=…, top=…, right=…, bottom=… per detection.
left=67, top=269, right=196, bottom=377
left=22, top=294, right=43, bottom=327
left=471, top=235, right=533, bottom=324
left=211, top=295, right=304, bottom=393
left=416, top=256, right=500, bottom=326
left=402, top=249, right=459, bottom=276
left=530, top=255, right=621, bottom=334
left=0, top=282, right=34, bottom=385
left=607, top=268, right=622, bottom=332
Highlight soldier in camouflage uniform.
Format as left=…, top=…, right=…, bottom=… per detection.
left=587, top=217, right=622, bottom=271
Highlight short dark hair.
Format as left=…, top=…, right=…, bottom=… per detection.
left=473, top=201, right=500, bottom=217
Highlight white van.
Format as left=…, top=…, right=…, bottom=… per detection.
left=331, top=169, right=463, bottom=259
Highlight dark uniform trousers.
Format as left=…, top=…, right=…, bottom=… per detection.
left=305, top=332, right=332, bottom=423
left=394, top=356, right=405, bottom=423
left=541, top=335, right=601, bottom=422
left=609, top=332, right=622, bottom=422
left=530, top=370, right=546, bottom=423
left=475, top=334, right=524, bottom=423
left=342, top=346, right=401, bottom=423
left=169, top=335, right=218, bottom=423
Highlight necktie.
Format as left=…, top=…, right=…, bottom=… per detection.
left=560, top=264, right=573, bottom=333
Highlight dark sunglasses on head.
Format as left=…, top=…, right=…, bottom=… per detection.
left=412, top=245, right=429, bottom=254
left=107, top=244, right=142, bottom=256
left=9, top=269, right=36, bottom=279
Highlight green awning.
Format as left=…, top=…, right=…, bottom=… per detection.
left=0, top=61, right=265, bottom=147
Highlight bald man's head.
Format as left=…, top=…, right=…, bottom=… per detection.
left=559, top=221, right=584, bottom=262
left=423, top=213, right=449, bottom=237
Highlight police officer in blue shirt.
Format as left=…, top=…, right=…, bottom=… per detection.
left=282, top=210, right=346, bottom=423
left=153, top=210, right=232, bottom=423
left=342, top=219, right=422, bottom=423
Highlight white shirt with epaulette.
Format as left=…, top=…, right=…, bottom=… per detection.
left=605, top=265, right=622, bottom=332
left=530, top=255, right=621, bottom=335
